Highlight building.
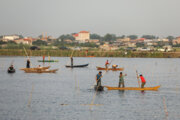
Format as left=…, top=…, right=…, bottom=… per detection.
left=173, top=37, right=180, bottom=45
left=73, top=31, right=90, bottom=43
left=2, top=35, right=20, bottom=41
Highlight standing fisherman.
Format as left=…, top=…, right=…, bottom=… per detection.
left=139, top=74, right=146, bottom=88
left=43, top=55, right=45, bottom=62
left=105, top=60, right=109, bottom=69
left=70, top=57, right=73, bottom=67
left=96, top=71, right=102, bottom=87
left=118, top=72, right=127, bottom=88
left=26, top=59, right=30, bottom=68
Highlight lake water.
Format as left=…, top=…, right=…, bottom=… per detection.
left=0, top=56, right=180, bottom=120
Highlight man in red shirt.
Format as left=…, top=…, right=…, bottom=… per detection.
left=139, top=74, right=146, bottom=88
left=105, top=60, right=109, bottom=69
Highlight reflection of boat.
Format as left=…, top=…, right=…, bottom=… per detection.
left=65, top=64, right=89, bottom=68
left=94, top=85, right=104, bottom=91
left=23, top=69, right=58, bottom=73
left=38, top=60, right=59, bottom=62
left=20, top=66, right=50, bottom=71
left=96, top=66, right=124, bottom=71
left=7, top=69, right=15, bottom=73
left=104, top=85, right=160, bottom=91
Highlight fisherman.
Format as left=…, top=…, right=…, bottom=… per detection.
left=8, top=65, right=14, bottom=71
left=139, top=74, right=146, bottom=88
left=26, top=59, right=30, bottom=68
left=112, top=64, right=118, bottom=69
left=119, top=72, right=127, bottom=88
left=105, top=60, right=109, bottom=69
left=96, top=71, right=102, bottom=87
left=43, top=55, right=45, bottom=62
left=70, top=57, right=73, bottom=67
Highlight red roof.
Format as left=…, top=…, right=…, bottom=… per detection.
left=79, top=31, right=89, bottom=33
left=73, top=34, right=79, bottom=37
left=136, top=38, right=145, bottom=41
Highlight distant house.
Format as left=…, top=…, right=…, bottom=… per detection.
left=173, top=37, right=180, bottom=45
left=99, top=43, right=119, bottom=50
left=2, top=35, right=20, bottom=41
left=14, top=37, right=35, bottom=45
left=85, top=39, right=99, bottom=43
left=73, top=31, right=90, bottom=43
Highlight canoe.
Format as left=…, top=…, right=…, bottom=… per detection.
left=65, top=64, right=89, bottom=68
left=23, top=69, right=58, bottom=73
left=20, top=66, right=50, bottom=71
left=104, top=85, right=160, bottom=91
left=96, top=66, right=124, bottom=71
left=7, top=69, right=15, bottom=73
left=38, top=60, right=59, bottom=62
left=94, top=85, right=104, bottom=91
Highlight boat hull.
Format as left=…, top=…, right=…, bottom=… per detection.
left=7, top=69, right=15, bottom=73
left=20, top=66, right=50, bottom=71
left=38, top=60, right=59, bottom=62
left=94, top=85, right=104, bottom=91
left=24, top=69, right=58, bottom=73
left=104, top=85, right=160, bottom=91
left=96, top=67, right=124, bottom=71
left=66, top=64, right=89, bottom=68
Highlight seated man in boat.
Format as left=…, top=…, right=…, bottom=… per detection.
left=96, top=71, right=102, bottom=87
left=8, top=65, right=14, bottom=71
left=26, top=59, right=30, bottom=68
left=105, top=60, right=109, bottom=69
left=112, top=64, right=118, bottom=69
left=119, top=72, right=127, bottom=88
left=139, top=74, right=146, bottom=88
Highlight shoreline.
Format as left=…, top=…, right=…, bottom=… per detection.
left=0, top=49, right=180, bottom=58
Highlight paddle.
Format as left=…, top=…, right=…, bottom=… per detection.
left=136, top=70, right=141, bottom=88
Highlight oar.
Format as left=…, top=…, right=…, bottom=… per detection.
left=136, top=70, right=141, bottom=88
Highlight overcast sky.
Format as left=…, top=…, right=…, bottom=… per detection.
left=0, top=0, right=180, bottom=37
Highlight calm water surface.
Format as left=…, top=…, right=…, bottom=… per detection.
left=0, top=57, right=180, bottom=120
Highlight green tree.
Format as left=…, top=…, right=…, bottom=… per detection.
left=90, top=34, right=102, bottom=40
left=136, top=42, right=145, bottom=47
left=58, top=34, right=75, bottom=41
left=166, top=36, right=174, bottom=45
left=32, top=40, right=47, bottom=46
left=127, top=35, right=138, bottom=40
left=103, top=34, right=116, bottom=42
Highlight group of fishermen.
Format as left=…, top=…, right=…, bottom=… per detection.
left=96, top=60, right=146, bottom=89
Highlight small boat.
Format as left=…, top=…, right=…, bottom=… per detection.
left=20, top=66, right=50, bottom=71
left=94, top=85, right=104, bottom=91
left=65, top=64, right=89, bottom=68
left=38, top=60, right=59, bottom=62
left=23, top=69, right=58, bottom=73
left=104, top=85, right=160, bottom=91
left=96, top=66, right=124, bottom=71
left=7, top=69, right=15, bottom=73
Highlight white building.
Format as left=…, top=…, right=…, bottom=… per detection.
left=2, top=35, right=20, bottom=41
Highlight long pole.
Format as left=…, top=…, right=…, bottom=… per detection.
left=23, top=47, right=29, bottom=59
left=136, top=70, right=141, bottom=88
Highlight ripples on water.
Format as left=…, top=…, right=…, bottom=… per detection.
left=0, top=57, right=180, bottom=120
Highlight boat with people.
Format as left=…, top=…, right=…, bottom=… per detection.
left=7, top=69, right=15, bottom=73
left=94, top=85, right=104, bottom=91
left=38, top=60, right=59, bottom=62
left=66, top=63, right=89, bottom=68
left=96, top=66, right=124, bottom=71
left=104, top=85, right=160, bottom=91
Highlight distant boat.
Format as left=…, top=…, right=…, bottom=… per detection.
left=104, top=85, right=160, bottom=91
left=38, top=60, right=59, bottom=62
left=96, top=66, right=124, bottom=71
left=65, top=64, right=89, bottom=68
left=23, top=69, right=58, bottom=73
left=20, top=66, right=50, bottom=71
left=7, top=69, right=15, bottom=73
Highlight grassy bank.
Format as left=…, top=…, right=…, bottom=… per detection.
left=0, top=49, right=180, bottom=58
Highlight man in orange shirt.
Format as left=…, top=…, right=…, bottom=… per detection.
left=139, top=74, right=146, bottom=88
left=105, top=60, right=109, bottom=69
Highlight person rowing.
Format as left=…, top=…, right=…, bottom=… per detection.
left=70, top=57, right=73, bottom=67
left=26, top=59, right=30, bottom=68
left=139, top=74, right=146, bottom=88
left=96, top=71, right=102, bottom=87
left=118, top=72, right=127, bottom=88
left=105, top=60, right=109, bottom=69
left=8, top=65, right=14, bottom=71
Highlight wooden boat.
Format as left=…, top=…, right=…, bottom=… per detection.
left=65, top=64, right=89, bottom=68
left=96, top=66, right=124, bottom=71
left=94, top=85, right=104, bottom=91
left=20, top=66, right=50, bottom=71
left=23, top=69, right=58, bottom=73
left=38, top=60, right=59, bottom=62
left=104, top=85, right=160, bottom=91
left=7, top=69, right=15, bottom=73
